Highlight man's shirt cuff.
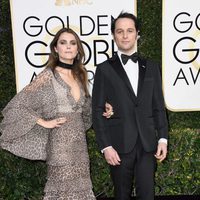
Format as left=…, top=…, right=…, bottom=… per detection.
left=101, top=146, right=112, bottom=153
left=158, top=138, right=168, bottom=145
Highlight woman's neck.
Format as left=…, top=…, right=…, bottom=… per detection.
left=57, top=60, right=74, bottom=70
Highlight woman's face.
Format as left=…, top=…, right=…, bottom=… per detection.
left=54, top=32, right=78, bottom=64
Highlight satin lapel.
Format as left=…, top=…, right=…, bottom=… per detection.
left=109, top=55, right=137, bottom=103
left=137, top=57, right=147, bottom=97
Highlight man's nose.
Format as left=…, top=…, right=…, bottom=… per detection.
left=123, top=32, right=128, bottom=38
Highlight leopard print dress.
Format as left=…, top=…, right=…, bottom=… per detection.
left=0, top=68, right=96, bottom=200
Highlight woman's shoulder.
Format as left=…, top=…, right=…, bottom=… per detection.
left=23, top=67, right=55, bottom=92
left=36, top=67, right=54, bottom=80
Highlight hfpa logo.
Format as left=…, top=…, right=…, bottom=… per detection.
left=55, top=0, right=93, bottom=6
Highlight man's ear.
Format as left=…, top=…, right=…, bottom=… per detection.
left=112, top=33, right=115, bottom=41
left=137, top=31, right=140, bottom=39
left=136, top=31, right=140, bottom=39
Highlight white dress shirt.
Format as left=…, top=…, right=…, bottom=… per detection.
left=118, top=50, right=139, bottom=96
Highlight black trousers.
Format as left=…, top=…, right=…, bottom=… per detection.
left=110, top=138, right=156, bottom=200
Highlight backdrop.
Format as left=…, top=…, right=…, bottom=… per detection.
left=0, top=0, right=199, bottom=199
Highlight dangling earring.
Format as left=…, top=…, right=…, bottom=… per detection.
left=54, top=52, right=58, bottom=58
left=76, top=53, right=80, bottom=60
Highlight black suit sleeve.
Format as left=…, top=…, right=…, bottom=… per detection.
left=152, top=63, right=169, bottom=139
left=92, top=66, right=111, bottom=150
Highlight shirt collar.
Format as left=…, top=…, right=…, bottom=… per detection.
left=117, top=50, right=137, bottom=65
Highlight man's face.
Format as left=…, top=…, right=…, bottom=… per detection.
left=113, top=18, right=138, bottom=55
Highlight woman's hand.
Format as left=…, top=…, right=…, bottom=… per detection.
left=37, top=117, right=67, bottom=128
left=103, top=102, right=114, bottom=118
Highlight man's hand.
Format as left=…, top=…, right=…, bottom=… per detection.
left=104, top=147, right=121, bottom=166
left=155, top=142, right=167, bottom=162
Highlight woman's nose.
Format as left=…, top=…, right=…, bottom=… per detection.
left=66, top=44, right=71, bottom=49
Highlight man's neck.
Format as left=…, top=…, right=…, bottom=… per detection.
left=118, top=49, right=136, bottom=56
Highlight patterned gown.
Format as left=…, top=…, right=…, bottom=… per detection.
left=0, top=68, right=96, bottom=200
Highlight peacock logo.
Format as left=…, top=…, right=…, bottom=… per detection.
left=55, top=0, right=93, bottom=6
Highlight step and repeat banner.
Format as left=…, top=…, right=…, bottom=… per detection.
left=10, top=0, right=200, bottom=111
left=10, top=0, right=136, bottom=94
left=163, top=0, right=200, bottom=111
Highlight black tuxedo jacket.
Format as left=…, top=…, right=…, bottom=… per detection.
left=92, top=54, right=168, bottom=154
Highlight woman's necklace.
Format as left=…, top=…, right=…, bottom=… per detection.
left=57, top=60, right=74, bottom=69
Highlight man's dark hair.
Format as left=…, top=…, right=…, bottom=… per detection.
left=111, top=12, right=140, bottom=34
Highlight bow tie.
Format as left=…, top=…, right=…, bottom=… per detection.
left=121, top=52, right=138, bottom=65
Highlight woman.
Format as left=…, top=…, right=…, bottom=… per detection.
left=0, top=28, right=112, bottom=199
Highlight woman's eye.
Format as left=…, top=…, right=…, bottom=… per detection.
left=59, top=40, right=66, bottom=45
left=71, top=41, right=77, bottom=45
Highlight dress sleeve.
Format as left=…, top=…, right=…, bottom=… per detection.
left=82, top=96, right=92, bottom=131
left=0, top=69, right=53, bottom=160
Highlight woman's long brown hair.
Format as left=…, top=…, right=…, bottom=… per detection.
left=46, top=28, right=89, bottom=97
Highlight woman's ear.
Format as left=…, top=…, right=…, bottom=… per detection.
left=54, top=46, right=58, bottom=53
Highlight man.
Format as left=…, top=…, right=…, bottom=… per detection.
left=92, top=12, right=168, bottom=200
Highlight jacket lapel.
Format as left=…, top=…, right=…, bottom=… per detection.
left=137, top=56, right=147, bottom=97
left=108, top=55, right=138, bottom=103
left=108, top=54, right=147, bottom=102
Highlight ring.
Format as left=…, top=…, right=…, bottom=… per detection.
left=56, top=118, right=60, bottom=122
left=110, top=111, right=114, bottom=116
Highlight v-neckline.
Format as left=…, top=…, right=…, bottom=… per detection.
left=54, top=70, right=82, bottom=104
